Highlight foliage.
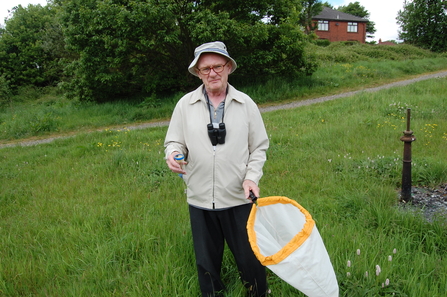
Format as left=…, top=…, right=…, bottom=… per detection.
left=300, top=0, right=323, bottom=35
left=0, top=4, right=66, bottom=91
left=397, top=0, right=447, bottom=52
left=56, top=0, right=315, bottom=102
left=2, top=45, right=447, bottom=141
left=337, top=1, right=376, bottom=39
left=0, top=74, right=13, bottom=105
left=322, top=1, right=334, bottom=9
left=310, top=42, right=440, bottom=63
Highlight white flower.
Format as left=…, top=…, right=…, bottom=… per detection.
left=375, top=265, right=381, bottom=276
left=347, top=272, right=351, bottom=277
left=388, top=255, right=393, bottom=261
left=385, top=278, right=390, bottom=286
left=356, top=249, right=361, bottom=256
left=393, top=248, right=397, bottom=254
left=347, top=260, right=351, bottom=267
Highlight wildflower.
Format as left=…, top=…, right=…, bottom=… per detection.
left=365, top=271, right=369, bottom=277
left=385, top=278, right=390, bottom=286
left=388, top=255, right=392, bottom=261
left=347, top=260, right=351, bottom=268
left=356, top=249, right=361, bottom=256
left=347, top=272, right=351, bottom=277
left=375, top=265, right=381, bottom=276
left=393, top=248, right=397, bottom=254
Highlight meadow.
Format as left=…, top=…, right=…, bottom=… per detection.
left=2, top=42, right=447, bottom=296
left=1, top=70, right=447, bottom=296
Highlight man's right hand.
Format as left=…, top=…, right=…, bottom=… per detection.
left=166, top=152, right=187, bottom=175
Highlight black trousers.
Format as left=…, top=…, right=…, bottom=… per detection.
left=189, top=204, right=268, bottom=297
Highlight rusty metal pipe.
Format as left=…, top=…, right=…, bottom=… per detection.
left=400, top=108, right=416, bottom=203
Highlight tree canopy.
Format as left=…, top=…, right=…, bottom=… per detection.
left=397, top=0, right=447, bottom=52
left=0, top=0, right=319, bottom=102
left=337, top=1, right=376, bottom=39
left=0, top=4, right=62, bottom=90
left=300, top=0, right=323, bottom=35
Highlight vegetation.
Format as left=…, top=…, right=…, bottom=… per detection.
left=1, top=42, right=446, bottom=142
left=2, top=0, right=445, bottom=104
left=1, top=3, right=446, bottom=295
left=1, top=75, right=446, bottom=296
left=300, top=0, right=323, bottom=35
left=397, top=0, right=447, bottom=52
left=337, top=1, right=376, bottom=39
left=0, top=4, right=62, bottom=90
left=1, top=0, right=315, bottom=101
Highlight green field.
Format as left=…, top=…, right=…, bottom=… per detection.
left=1, top=70, right=446, bottom=296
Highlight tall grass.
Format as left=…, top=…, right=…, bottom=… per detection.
left=1, top=76, right=446, bottom=296
left=1, top=43, right=447, bottom=141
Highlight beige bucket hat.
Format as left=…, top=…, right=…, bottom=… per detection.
left=188, top=41, right=237, bottom=76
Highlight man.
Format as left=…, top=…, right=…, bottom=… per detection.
left=164, top=41, right=269, bottom=297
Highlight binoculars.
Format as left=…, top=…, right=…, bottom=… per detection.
left=207, top=123, right=226, bottom=146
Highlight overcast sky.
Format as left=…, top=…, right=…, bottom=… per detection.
left=328, top=0, right=404, bottom=42
left=1, top=0, right=48, bottom=25
left=1, top=0, right=404, bottom=42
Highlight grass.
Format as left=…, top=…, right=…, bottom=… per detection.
left=1, top=43, right=447, bottom=142
left=1, top=74, right=446, bottom=296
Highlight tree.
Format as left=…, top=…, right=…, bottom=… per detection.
left=397, top=0, right=447, bottom=52
left=57, top=0, right=317, bottom=102
left=337, top=1, right=376, bottom=39
left=0, top=4, right=68, bottom=90
left=322, top=1, right=334, bottom=9
left=300, top=0, right=323, bottom=35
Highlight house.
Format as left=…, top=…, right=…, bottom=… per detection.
left=378, top=39, right=397, bottom=46
left=312, top=7, right=368, bottom=43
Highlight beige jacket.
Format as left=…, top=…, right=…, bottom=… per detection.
left=164, top=84, right=269, bottom=209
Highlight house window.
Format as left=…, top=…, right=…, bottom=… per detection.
left=347, top=22, right=358, bottom=32
left=318, top=20, right=329, bottom=31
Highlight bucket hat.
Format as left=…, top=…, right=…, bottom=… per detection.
left=188, top=41, right=237, bottom=76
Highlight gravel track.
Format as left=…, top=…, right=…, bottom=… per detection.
left=1, top=70, right=447, bottom=149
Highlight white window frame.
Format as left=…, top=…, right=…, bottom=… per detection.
left=347, top=22, right=358, bottom=33
left=318, top=20, right=329, bottom=31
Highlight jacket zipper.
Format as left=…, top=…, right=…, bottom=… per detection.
left=212, top=145, right=216, bottom=209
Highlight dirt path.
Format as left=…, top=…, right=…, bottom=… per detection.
left=2, top=70, right=447, bottom=149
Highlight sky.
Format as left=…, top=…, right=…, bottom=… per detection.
left=0, top=0, right=48, bottom=25
left=1, top=0, right=404, bottom=42
left=328, top=0, right=404, bottom=42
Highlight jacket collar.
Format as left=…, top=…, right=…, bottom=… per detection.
left=188, top=84, right=245, bottom=105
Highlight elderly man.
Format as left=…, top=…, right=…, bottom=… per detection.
left=164, top=41, right=269, bottom=297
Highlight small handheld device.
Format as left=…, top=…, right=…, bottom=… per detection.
left=174, top=154, right=184, bottom=178
left=174, top=154, right=184, bottom=163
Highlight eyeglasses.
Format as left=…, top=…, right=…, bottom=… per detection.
left=197, top=61, right=229, bottom=75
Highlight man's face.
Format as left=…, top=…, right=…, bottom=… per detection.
left=196, top=53, right=232, bottom=94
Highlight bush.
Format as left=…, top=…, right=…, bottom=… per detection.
left=309, top=42, right=439, bottom=64
left=0, top=74, right=13, bottom=106
left=314, top=39, right=331, bottom=47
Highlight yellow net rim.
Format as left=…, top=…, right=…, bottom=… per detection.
left=247, top=196, right=315, bottom=266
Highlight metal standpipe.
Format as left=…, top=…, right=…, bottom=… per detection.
left=400, top=108, right=416, bottom=203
